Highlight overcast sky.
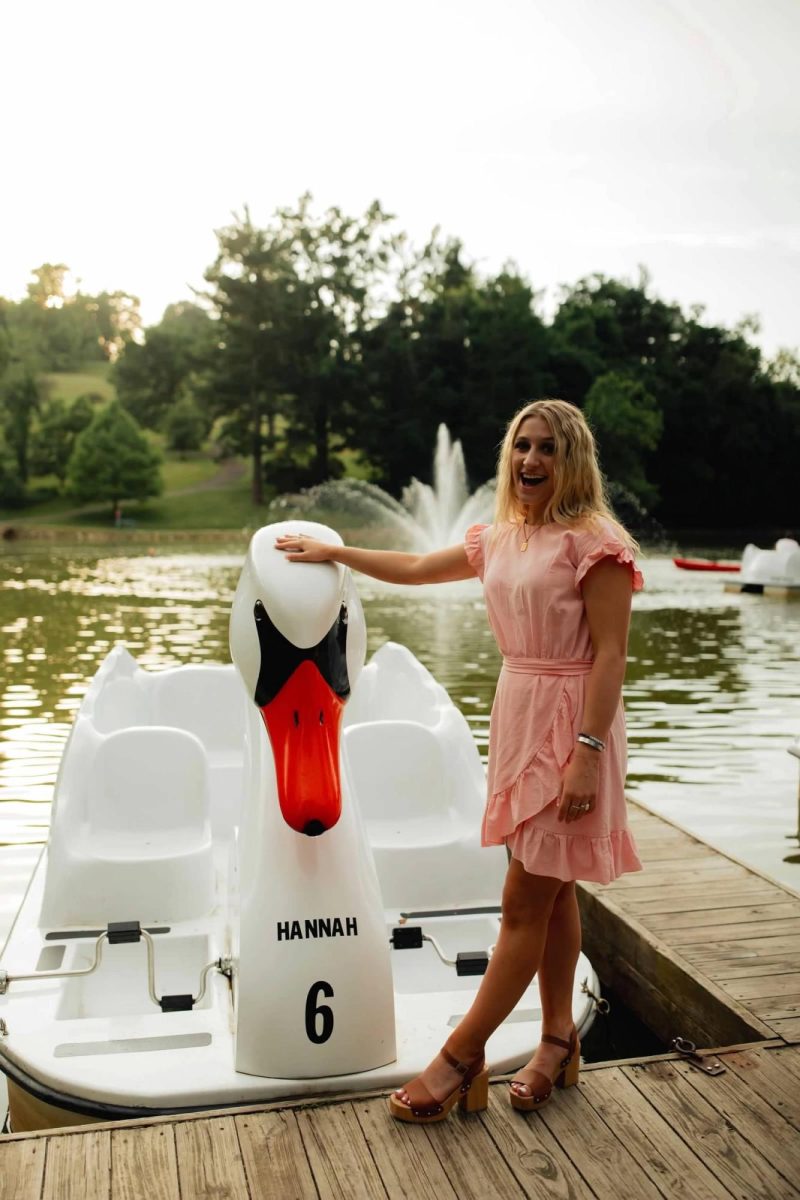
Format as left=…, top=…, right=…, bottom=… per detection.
left=2, top=0, right=798, bottom=355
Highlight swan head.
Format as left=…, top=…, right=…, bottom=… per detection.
left=230, top=522, right=366, bottom=836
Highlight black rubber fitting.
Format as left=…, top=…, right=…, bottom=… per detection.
left=390, top=926, right=424, bottom=950
left=107, top=921, right=142, bottom=945
left=456, top=951, right=490, bottom=976
left=160, top=993, right=194, bottom=1012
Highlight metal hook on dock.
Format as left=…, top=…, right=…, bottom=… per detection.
left=581, top=976, right=610, bottom=1014
left=671, top=1036, right=726, bottom=1075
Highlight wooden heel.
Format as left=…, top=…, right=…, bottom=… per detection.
left=556, top=1040, right=580, bottom=1089
left=460, top=1068, right=490, bottom=1112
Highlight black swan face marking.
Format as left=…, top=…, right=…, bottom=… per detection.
left=252, top=601, right=349, bottom=836
left=252, top=599, right=349, bottom=706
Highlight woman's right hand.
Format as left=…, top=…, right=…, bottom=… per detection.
left=275, top=533, right=339, bottom=562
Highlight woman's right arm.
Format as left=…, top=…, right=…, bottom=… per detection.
left=274, top=534, right=476, bottom=585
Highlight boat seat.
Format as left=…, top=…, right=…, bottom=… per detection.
left=345, top=644, right=440, bottom=729
left=343, top=716, right=506, bottom=911
left=49, top=726, right=215, bottom=924
left=92, top=676, right=150, bottom=733
left=345, top=720, right=464, bottom=837
left=149, top=667, right=246, bottom=834
left=151, top=666, right=246, bottom=758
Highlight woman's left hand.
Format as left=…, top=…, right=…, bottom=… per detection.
left=557, top=748, right=600, bottom=823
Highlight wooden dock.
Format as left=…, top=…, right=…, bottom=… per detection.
left=3, top=799, right=800, bottom=1199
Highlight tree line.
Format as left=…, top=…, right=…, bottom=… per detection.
left=2, top=197, right=798, bottom=529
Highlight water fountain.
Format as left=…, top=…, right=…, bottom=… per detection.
left=267, top=424, right=495, bottom=551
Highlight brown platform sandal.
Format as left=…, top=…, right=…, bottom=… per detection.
left=388, top=1048, right=489, bottom=1123
left=509, top=1028, right=580, bottom=1112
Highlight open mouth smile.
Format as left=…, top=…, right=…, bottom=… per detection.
left=519, top=473, right=547, bottom=487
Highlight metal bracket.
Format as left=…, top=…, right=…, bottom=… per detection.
left=671, top=1036, right=726, bottom=1075
left=0, top=927, right=230, bottom=1012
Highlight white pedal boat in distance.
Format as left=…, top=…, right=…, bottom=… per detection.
left=0, top=522, right=599, bottom=1131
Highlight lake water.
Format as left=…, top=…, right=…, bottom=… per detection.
left=2, top=541, right=799, bottom=945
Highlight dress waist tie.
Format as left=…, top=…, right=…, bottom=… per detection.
left=502, top=656, right=594, bottom=676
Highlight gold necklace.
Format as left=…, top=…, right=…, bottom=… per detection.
left=520, top=520, right=534, bottom=551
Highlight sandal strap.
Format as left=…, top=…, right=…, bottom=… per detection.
left=510, top=1068, right=553, bottom=1100
left=402, top=1077, right=442, bottom=1116
left=540, top=1031, right=574, bottom=1052
left=441, top=1046, right=481, bottom=1076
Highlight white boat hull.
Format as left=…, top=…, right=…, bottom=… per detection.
left=0, top=524, right=600, bottom=1130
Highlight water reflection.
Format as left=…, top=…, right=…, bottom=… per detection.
left=1, top=545, right=799, bottom=891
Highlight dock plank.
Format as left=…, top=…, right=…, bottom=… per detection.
left=353, top=1097, right=458, bottom=1200
left=536, top=1079, right=664, bottom=1199
left=772, top=1043, right=800, bottom=1078
left=174, top=1115, right=250, bottom=1199
left=420, top=1104, right=526, bottom=1200
left=771, top=1017, right=800, bottom=1041
left=726, top=972, right=800, bottom=1000
left=577, top=1065, right=733, bottom=1200
left=681, top=933, right=800, bottom=962
left=751, top=996, right=800, bottom=1021
left=297, top=1102, right=387, bottom=1200
left=622, top=887, right=781, bottom=917
left=110, top=1125, right=181, bottom=1200
left=649, top=906, right=800, bottom=935
left=478, top=1085, right=595, bottom=1199
left=235, top=1109, right=319, bottom=1200
left=624, top=1059, right=800, bottom=1200
left=611, top=862, right=750, bottom=889
left=0, top=1139, right=45, bottom=1200
left=42, top=1129, right=111, bottom=1200
left=722, top=1048, right=800, bottom=1132
left=675, top=1055, right=800, bottom=1191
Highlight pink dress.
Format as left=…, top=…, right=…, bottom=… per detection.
left=464, top=519, right=644, bottom=884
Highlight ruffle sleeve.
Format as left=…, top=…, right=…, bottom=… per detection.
left=574, top=531, right=644, bottom=592
left=464, top=523, right=489, bottom=580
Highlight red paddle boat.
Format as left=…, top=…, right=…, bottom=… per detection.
left=673, top=557, right=740, bottom=573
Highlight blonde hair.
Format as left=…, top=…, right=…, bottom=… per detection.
left=494, top=398, right=638, bottom=551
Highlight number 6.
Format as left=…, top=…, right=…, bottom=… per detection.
left=305, top=980, right=334, bottom=1044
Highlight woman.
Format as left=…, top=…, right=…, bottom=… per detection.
left=276, top=398, right=643, bottom=1122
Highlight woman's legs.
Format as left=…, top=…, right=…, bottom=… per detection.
left=394, top=858, right=563, bottom=1104
left=512, top=880, right=582, bottom=1093
left=538, top=881, right=582, bottom=1028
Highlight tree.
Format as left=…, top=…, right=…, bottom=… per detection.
left=66, top=402, right=162, bottom=514
left=29, top=394, right=95, bottom=482
left=203, top=197, right=401, bottom=501
left=0, top=365, right=41, bottom=481
left=26, top=263, right=70, bottom=308
left=584, top=372, right=662, bottom=505
left=115, top=302, right=215, bottom=429
left=361, top=242, right=551, bottom=490
left=164, top=392, right=208, bottom=452
left=0, top=427, right=24, bottom=508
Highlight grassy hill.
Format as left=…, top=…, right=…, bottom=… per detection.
left=2, top=365, right=382, bottom=533
left=41, top=361, right=116, bottom=405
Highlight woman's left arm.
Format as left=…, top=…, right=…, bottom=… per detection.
left=557, top=558, right=634, bottom=824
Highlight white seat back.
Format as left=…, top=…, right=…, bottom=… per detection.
left=151, top=666, right=246, bottom=757
left=93, top=676, right=150, bottom=733
left=344, top=721, right=447, bottom=824
left=87, top=726, right=210, bottom=836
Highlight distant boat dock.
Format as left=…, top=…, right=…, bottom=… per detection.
left=3, top=800, right=800, bottom=1198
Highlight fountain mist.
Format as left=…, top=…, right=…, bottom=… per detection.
left=267, top=424, right=495, bottom=551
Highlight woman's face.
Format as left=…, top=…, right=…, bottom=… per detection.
left=512, top=415, right=556, bottom=517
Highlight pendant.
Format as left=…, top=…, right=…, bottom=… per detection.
left=520, top=541, right=529, bottom=552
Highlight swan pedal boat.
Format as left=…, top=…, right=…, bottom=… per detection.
left=0, top=522, right=598, bottom=1132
